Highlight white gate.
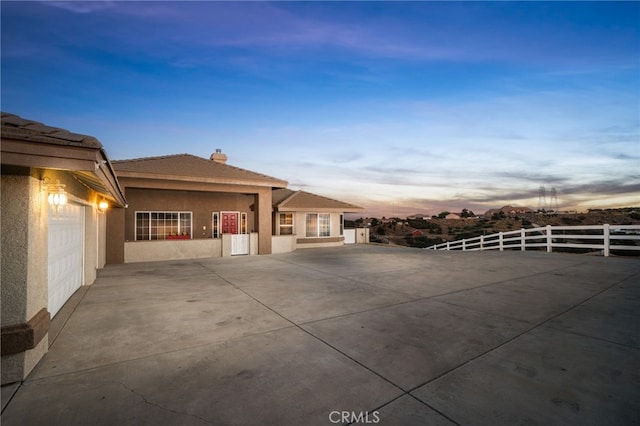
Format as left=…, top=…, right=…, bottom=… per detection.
left=48, top=204, right=84, bottom=317
left=231, top=234, right=249, bottom=255
left=344, top=229, right=356, bottom=244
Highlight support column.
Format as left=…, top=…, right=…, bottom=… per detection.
left=1, top=173, right=49, bottom=384
left=256, top=188, right=273, bottom=255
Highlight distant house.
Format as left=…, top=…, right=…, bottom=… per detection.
left=484, top=205, right=533, bottom=218
left=106, top=152, right=364, bottom=263
left=445, top=213, right=461, bottom=220
left=1, top=112, right=126, bottom=384
left=407, top=214, right=428, bottom=220
left=411, top=229, right=423, bottom=237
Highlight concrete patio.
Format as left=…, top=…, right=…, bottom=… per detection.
left=2, top=245, right=639, bottom=425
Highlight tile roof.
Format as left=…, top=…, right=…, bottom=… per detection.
left=273, top=188, right=363, bottom=212
left=1, top=112, right=102, bottom=148
left=1, top=112, right=127, bottom=207
left=113, top=154, right=288, bottom=187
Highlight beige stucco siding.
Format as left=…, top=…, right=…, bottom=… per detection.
left=125, top=239, right=223, bottom=263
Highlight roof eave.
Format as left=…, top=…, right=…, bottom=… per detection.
left=114, top=170, right=288, bottom=188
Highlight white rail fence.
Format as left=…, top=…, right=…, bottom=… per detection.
left=427, top=224, right=640, bottom=257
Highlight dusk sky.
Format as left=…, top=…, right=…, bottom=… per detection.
left=2, top=1, right=639, bottom=217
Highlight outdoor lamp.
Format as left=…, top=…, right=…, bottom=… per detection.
left=99, top=199, right=109, bottom=210
left=44, top=179, right=68, bottom=207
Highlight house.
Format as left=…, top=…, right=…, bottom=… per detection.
left=411, top=229, right=423, bottom=238
left=445, top=213, right=461, bottom=220
left=272, top=188, right=363, bottom=253
left=106, top=152, right=288, bottom=263
left=1, top=113, right=364, bottom=383
left=1, top=113, right=126, bottom=384
left=106, top=153, right=364, bottom=262
left=484, top=205, right=533, bottom=218
left=407, top=214, right=428, bottom=220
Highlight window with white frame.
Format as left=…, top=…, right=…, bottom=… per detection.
left=306, top=213, right=330, bottom=237
left=278, top=213, right=294, bottom=235
left=135, top=211, right=192, bottom=240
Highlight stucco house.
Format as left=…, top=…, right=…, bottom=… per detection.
left=1, top=112, right=127, bottom=384
left=272, top=188, right=363, bottom=253
left=1, top=112, right=364, bottom=384
left=106, top=153, right=363, bottom=263
left=105, top=152, right=287, bottom=263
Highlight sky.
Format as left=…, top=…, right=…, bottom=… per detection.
left=2, top=1, right=639, bottom=217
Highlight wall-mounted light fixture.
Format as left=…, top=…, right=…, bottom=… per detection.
left=98, top=199, right=109, bottom=211
left=43, top=178, right=68, bottom=207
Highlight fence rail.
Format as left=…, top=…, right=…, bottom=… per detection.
left=427, top=224, right=640, bottom=257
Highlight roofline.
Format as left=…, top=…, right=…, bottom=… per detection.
left=275, top=189, right=364, bottom=212
left=97, top=147, right=128, bottom=207
left=114, top=170, right=288, bottom=188
left=112, top=153, right=289, bottom=188
left=1, top=137, right=128, bottom=207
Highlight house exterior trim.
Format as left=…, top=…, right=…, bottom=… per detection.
left=1, top=309, right=50, bottom=356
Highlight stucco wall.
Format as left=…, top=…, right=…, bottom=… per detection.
left=125, top=239, right=222, bottom=263
left=296, top=240, right=345, bottom=249
left=1, top=168, right=111, bottom=384
left=1, top=172, right=48, bottom=383
left=1, top=173, right=47, bottom=326
left=271, top=234, right=297, bottom=254
left=122, top=188, right=257, bottom=241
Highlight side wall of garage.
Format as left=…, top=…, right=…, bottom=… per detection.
left=1, top=171, right=49, bottom=384
left=1, top=167, right=110, bottom=384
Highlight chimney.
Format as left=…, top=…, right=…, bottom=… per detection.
left=210, top=148, right=227, bottom=164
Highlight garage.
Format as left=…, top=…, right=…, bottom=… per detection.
left=48, top=204, right=84, bottom=318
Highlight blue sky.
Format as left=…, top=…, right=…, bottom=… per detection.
left=2, top=1, right=639, bottom=216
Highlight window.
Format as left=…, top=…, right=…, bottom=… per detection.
left=279, top=213, right=294, bottom=235
left=241, top=212, right=247, bottom=234
left=212, top=212, right=220, bottom=238
left=135, top=211, right=192, bottom=240
left=340, top=214, right=344, bottom=236
left=306, top=213, right=330, bottom=237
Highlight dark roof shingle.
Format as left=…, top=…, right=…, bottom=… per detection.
left=1, top=112, right=102, bottom=148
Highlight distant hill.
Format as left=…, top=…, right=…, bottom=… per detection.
left=363, top=208, right=640, bottom=249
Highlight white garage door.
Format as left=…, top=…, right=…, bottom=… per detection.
left=48, top=204, right=84, bottom=318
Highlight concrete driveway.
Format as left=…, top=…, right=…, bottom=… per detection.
left=2, top=245, right=639, bottom=425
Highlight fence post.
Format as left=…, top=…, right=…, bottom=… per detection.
left=603, top=224, right=610, bottom=257
left=520, top=228, right=526, bottom=251
left=462, top=239, right=466, bottom=251
left=499, top=232, right=504, bottom=251
left=446, top=241, right=450, bottom=251
left=546, top=225, right=552, bottom=253
left=480, top=235, right=484, bottom=251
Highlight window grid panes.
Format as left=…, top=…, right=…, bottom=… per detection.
left=319, top=214, right=330, bottom=237
left=241, top=212, right=248, bottom=234
left=135, top=211, right=192, bottom=240
left=305, top=213, right=330, bottom=237
left=279, top=213, right=294, bottom=235
left=212, top=212, right=219, bottom=238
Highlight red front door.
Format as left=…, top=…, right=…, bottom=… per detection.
left=221, top=212, right=239, bottom=234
